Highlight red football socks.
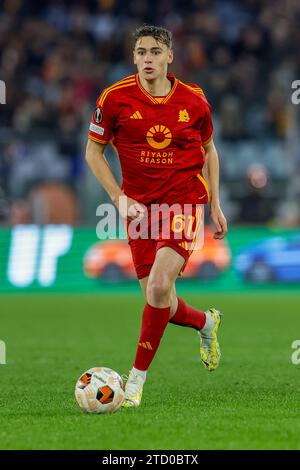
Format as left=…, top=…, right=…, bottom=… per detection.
left=134, top=303, right=170, bottom=371
left=169, top=297, right=206, bottom=331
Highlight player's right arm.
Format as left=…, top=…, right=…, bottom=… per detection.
left=85, top=139, right=145, bottom=221
left=86, top=86, right=145, bottom=221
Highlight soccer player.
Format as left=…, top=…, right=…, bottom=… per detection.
left=86, top=25, right=227, bottom=408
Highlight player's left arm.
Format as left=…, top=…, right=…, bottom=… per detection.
left=202, top=139, right=228, bottom=239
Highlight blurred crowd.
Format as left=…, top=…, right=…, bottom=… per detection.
left=0, top=0, right=300, bottom=226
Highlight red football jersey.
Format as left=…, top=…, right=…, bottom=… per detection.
left=88, top=73, right=213, bottom=205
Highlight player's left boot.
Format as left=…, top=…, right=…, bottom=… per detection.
left=122, top=369, right=145, bottom=408
left=199, top=308, right=222, bottom=371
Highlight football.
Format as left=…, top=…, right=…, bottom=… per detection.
left=75, top=367, right=125, bottom=413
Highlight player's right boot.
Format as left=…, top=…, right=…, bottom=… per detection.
left=199, top=308, right=222, bottom=371
left=122, top=369, right=145, bottom=408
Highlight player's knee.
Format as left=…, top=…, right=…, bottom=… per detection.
left=146, top=278, right=172, bottom=305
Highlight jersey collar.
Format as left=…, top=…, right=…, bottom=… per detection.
left=136, top=73, right=178, bottom=104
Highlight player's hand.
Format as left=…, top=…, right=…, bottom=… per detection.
left=117, top=195, right=146, bottom=221
left=209, top=202, right=228, bottom=239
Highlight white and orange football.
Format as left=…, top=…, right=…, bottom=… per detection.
left=75, top=367, right=125, bottom=414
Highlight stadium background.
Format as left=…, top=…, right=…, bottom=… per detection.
left=0, top=0, right=300, bottom=451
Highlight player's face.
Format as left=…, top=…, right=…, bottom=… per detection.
left=133, top=36, right=173, bottom=81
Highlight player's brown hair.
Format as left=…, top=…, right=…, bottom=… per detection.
left=133, top=25, right=172, bottom=49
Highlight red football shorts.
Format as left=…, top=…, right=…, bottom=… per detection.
left=127, top=204, right=204, bottom=279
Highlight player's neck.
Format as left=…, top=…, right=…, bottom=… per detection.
left=139, top=75, right=172, bottom=97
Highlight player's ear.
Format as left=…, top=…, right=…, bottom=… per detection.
left=133, top=50, right=137, bottom=65
left=168, top=49, right=174, bottom=65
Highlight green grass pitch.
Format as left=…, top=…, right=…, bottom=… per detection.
left=0, top=292, right=300, bottom=450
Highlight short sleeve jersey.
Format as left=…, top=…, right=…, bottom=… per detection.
left=88, top=73, right=213, bottom=205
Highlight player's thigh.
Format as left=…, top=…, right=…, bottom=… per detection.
left=148, top=246, right=185, bottom=291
